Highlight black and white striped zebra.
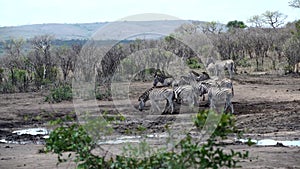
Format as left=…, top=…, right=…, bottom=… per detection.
left=153, top=73, right=175, bottom=87
left=174, top=85, right=198, bottom=106
left=173, top=71, right=210, bottom=87
left=208, top=86, right=234, bottom=113
left=191, top=81, right=210, bottom=101
left=138, top=86, right=175, bottom=114
left=217, top=78, right=234, bottom=96
left=198, top=77, right=234, bottom=101
left=216, top=59, right=236, bottom=79
left=207, top=60, right=236, bottom=79
left=173, top=81, right=214, bottom=107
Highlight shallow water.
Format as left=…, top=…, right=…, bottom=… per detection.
left=0, top=128, right=50, bottom=145
left=237, top=138, right=300, bottom=147
left=12, top=128, right=49, bottom=135
left=98, top=133, right=170, bottom=145
left=1, top=128, right=300, bottom=147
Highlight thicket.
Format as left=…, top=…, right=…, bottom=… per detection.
left=44, top=110, right=251, bottom=169
left=0, top=12, right=299, bottom=94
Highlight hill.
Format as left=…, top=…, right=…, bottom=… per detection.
left=0, top=20, right=197, bottom=41
left=0, top=22, right=106, bottom=40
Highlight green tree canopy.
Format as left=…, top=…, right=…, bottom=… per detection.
left=226, top=20, right=247, bottom=29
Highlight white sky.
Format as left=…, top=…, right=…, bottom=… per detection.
left=0, top=0, right=299, bottom=27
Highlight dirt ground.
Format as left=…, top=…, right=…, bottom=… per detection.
left=0, top=74, right=300, bottom=169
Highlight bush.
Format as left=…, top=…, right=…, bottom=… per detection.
left=186, top=57, right=203, bottom=69
left=237, top=58, right=251, bottom=67
left=95, top=89, right=111, bottom=100
left=44, top=110, right=249, bottom=168
left=45, top=116, right=107, bottom=168
left=0, top=82, right=15, bottom=93
left=45, top=85, right=73, bottom=103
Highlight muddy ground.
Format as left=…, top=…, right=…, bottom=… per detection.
left=0, top=74, right=300, bottom=169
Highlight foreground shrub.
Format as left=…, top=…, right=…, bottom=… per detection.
left=45, top=110, right=249, bottom=168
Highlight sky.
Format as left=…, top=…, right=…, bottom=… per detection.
left=0, top=0, right=299, bottom=27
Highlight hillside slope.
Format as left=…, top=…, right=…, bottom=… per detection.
left=0, top=20, right=197, bottom=40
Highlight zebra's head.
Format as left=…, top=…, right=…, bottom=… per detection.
left=199, top=84, right=208, bottom=96
left=138, top=99, right=145, bottom=111
left=138, top=88, right=152, bottom=111
left=153, top=74, right=164, bottom=87
left=197, top=72, right=210, bottom=81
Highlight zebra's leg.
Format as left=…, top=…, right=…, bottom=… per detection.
left=187, top=94, right=194, bottom=107
left=208, top=92, right=215, bottom=110
left=225, top=95, right=234, bottom=113
left=207, top=92, right=212, bottom=107
left=230, top=103, right=234, bottom=114
left=224, top=102, right=229, bottom=113
left=193, top=94, right=199, bottom=107
left=166, top=97, right=174, bottom=114
left=210, top=100, right=216, bottom=111
left=228, top=66, right=232, bottom=79
left=162, top=100, right=169, bottom=114
left=150, top=99, right=160, bottom=113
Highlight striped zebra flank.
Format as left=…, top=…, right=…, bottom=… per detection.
left=138, top=86, right=175, bottom=114
left=174, top=85, right=198, bottom=106
left=208, top=87, right=234, bottom=114
left=191, top=81, right=210, bottom=101
left=217, top=78, right=234, bottom=96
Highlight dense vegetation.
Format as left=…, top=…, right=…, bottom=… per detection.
left=45, top=110, right=250, bottom=168
left=0, top=5, right=299, bottom=95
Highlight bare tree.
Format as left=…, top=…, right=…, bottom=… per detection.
left=289, top=0, right=300, bottom=8
left=2, top=39, right=25, bottom=88
left=29, top=35, right=57, bottom=88
left=174, top=23, right=197, bottom=35
left=200, top=21, right=223, bottom=34
left=54, top=46, right=73, bottom=82
left=284, top=20, right=300, bottom=73
left=248, top=15, right=264, bottom=28
left=262, top=11, right=287, bottom=29
left=31, top=35, right=54, bottom=79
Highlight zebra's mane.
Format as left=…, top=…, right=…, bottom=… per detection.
left=201, top=71, right=210, bottom=77
left=138, top=86, right=169, bottom=101
left=189, top=70, right=200, bottom=77
left=138, top=87, right=155, bottom=101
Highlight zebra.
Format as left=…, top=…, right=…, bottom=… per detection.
left=174, top=85, right=199, bottom=106
left=191, top=81, right=210, bottom=101
left=173, top=71, right=210, bottom=87
left=173, top=78, right=212, bottom=105
left=207, top=62, right=217, bottom=77
left=208, top=86, right=234, bottom=113
left=217, top=78, right=234, bottom=96
left=138, top=86, right=175, bottom=114
left=215, top=59, right=236, bottom=79
left=199, top=77, right=234, bottom=101
left=153, top=73, right=175, bottom=87
left=206, top=60, right=236, bottom=79
left=196, top=72, right=210, bottom=82
left=174, top=75, right=194, bottom=86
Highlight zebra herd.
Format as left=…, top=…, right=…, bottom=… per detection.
left=138, top=60, right=235, bottom=114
